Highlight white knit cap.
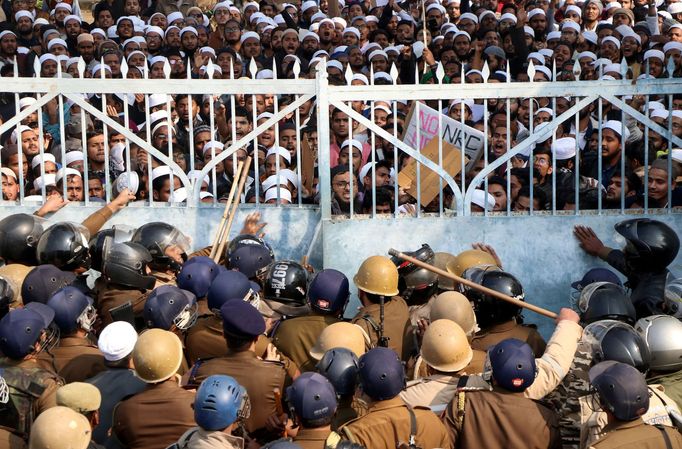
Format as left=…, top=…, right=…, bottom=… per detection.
left=98, top=321, right=138, bottom=361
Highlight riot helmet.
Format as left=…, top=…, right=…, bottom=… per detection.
left=0, top=214, right=45, bottom=265
left=316, top=347, right=360, bottom=397
left=421, top=319, right=473, bottom=373
left=358, top=347, right=405, bottom=401
left=429, top=291, right=477, bottom=337
left=21, top=265, right=76, bottom=305
left=583, top=320, right=651, bottom=373
left=228, top=244, right=274, bottom=281
left=664, top=277, right=682, bottom=319
left=487, top=338, right=536, bottom=392
left=227, top=234, right=275, bottom=260
left=207, top=270, right=258, bottom=312
left=132, top=329, right=184, bottom=383
left=307, top=269, right=350, bottom=315
left=36, top=223, right=91, bottom=271
left=433, top=252, right=457, bottom=291
left=46, top=286, right=97, bottom=334
left=177, top=259, right=219, bottom=298
left=143, top=285, right=198, bottom=331
left=353, top=256, right=399, bottom=297
left=0, top=302, right=59, bottom=359
left=577, top=282, right=636, bottom=325
left=461, top=267, right=523, bottom=329
left=615, top=218, right=680, bottom=272
left=194, top=375, right=250, bottom=431
left=101, top=242, right=156, bottom=290
left=446, top=249, right=498, bottom=277
left=89, top=225, right=136, bottom=272
left=286, top=372, right=337, bottom=427
left=635, top=315, right=682, bottom=372
left=29, top=406, right=91, bottom=449
left=130, top=222, right=191, bottom=272
left=263, top=260, right=309, bottom=306
left=589, top=361, right=650, bottom=421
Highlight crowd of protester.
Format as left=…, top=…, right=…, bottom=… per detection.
left=0, top=0, right=680, bottom=214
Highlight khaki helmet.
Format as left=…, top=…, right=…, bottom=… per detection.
left=353, top=255, right=399, bottom=297
left=420, top=319, right=473, bottom=373
left=0, top=264, right=32, bottom=306
left=433, top=252, right=457, bottom=291
left=309, top=322, right=367, bottom=360
left=446, top=250, right=498, bottom=277
left=430, top=292, right=477, bottom=336
left=29, top=406, right=91, bottom=449
left=132, top=328, right=183, bottom=383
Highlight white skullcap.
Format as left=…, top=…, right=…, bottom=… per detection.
left=326, top=60, right=343, bottom=71
left=31, top=153, right=56, bottom=169
left=552, top=137, right=577, bottom=160
left=169, top=187, right=187, bottom=203
left=55, top=167, right=81, bottom=183
left=343, top=27, right=360, bottom=39
left=562, top=20, right=580, bottom=33
left=340, top=139, right=363, bottom=151
left=302, top=0, right=317, bottom=12
left=547, top=30, right=561, bottom=40
left=0, top=167, right=17, bottom=180
left=19, top=97, right=37, bottom=109
left=202, top=140, right=224, bottom=156
left=264, top=186, right=292, bottom=202
left=351, top=73, right=369, bottom=84
left=179, top=26, right=198, bottom=37
left=459, top=12, right=478, bottom=23
left=240, top=31, right=260, bottom=44
left=167, top=11, right=183, bottom=23
left=527, top=8, right=545, bottom=19
left=54, top=2, right=72, bottom=11
left=151, top=121, right=176, bottom=137
left=524, top=25, right=535, bottom=37
left=10, top=125, right=32, bottom=144
left=64, top=14, right=81, bottom=24
left=64, top=151, right=85, bottom=165
left=643, top=49, right=664, bottom=61
left=664, top=41, right=682, bottom=53
left=47, top=38, right=67, bottom=50
left=374, top=71, right=393, bottom=82
left=582, top=30, right=598, bottom=45
left=602, top=36, right=621, bottom=49
left=565, top=4, right=582, bottom=15
left=262, top=174, right=289, bottom=191
left=332, top=17, right=347, bottom=28
left=603, top=120, right=630, bottom=140
left=256, top=69, right=274, bottom=79
left=266, top=146, right=292, bottom=164
left=15, top=10, right=33, bottom=22
left=187, top=170, right=210, bottom=186
left=535, top=65, right=552, bottom=80
left=577, top=51, right=598, bottom=60
left=33, top=174, right=56, bottom=191
left=471, top=189, right=495, bottom=211
left=98, top=321, right=138, bottom=361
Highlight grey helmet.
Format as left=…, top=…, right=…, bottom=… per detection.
left=664, top=278, right=682, bottom=319
left=635, top=315, right=682, bottom=372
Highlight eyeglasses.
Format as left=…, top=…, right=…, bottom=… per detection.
left=333, top=181, right=352, bottom=188
left=224, top=27, right=239, bottom=32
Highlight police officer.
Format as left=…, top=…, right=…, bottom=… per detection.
left=587, top=361, right=682, bottom=448
left=569, top=268, right=623, bottom=307
left=576, top=282, right=636, bottom=327
left=28, top=406, right=92, bottom=449
left=56, top=382, right=103, bottom=449
left=21, top=264, right=76, bottom=306
left=309, top=322, right=368, bottom=361
left=261, top=260, right=310, bottom=319
left=443, top=339, right=561, bottom=449
left=462, top=267, right=547, bottom=357
left=41, top=287, right=106, bottom=383
left=112, top=329, right=196, bottom=449
left=173, top=375, right=250, bottom=449
left=186, top=300, right=286, bottom=442
left=0, top=214, right=45, bottom=266
left=316, top=348, right=361, bottom=430
left=176, top=257, right=220, bottom=316
left=336, top=347, right=451, bottom=449
left=228, top=243, right=274, bottom=283
left=286, top=372, right=338, bottom=449
left=432, top=252, right=457, bottom=292
left=446, top=249, right=499, bottom=281
left=351, top=256, right=411, bottom=359
left=0, top=303, right=63, bottom=445
left=574, top=218, right=680, bottom=318
left=87, top=321, right=146, bottom=446
left=0, top=264, right=32, bottom=310
left=143, top=285, right=198, bottom=334
left=35, top=222, right=92, bottom=273
left=639, top=315, right=682, bottom=408
left=184, top=270, right=258, bottom=364
left=392, top=244, right=439, bottom=325
left=95, top=241, right=157, bottom=328
left=273, top=269, right=348, bottom=372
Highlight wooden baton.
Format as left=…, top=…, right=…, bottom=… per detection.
left=387, top=248, right=558, bottom=319
left=210, top=159, right=245, bottom=261
left=215, top=156, right=252, bottom=263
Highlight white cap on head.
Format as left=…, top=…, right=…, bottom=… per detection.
left=471, top=189, right=495, bottom=211
left=98, top=321, right=138, bottom=361
left=264, top=186, right=292, bottom=202
left=552, top=137, right=577, bottom=160
left=56, top=167, right=82, bottom=183
left=266, top=146, right=292, bottom=164
left=31, top=153, right=56, bottom=169
left=603, top=120, right=630, bottom=141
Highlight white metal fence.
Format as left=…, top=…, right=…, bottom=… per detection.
left=1, top=58, right=681, bottom=219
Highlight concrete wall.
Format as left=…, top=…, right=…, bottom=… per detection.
left=3, top=204, right=680, bottom=339
left=323, top=212, right=682, bottom=338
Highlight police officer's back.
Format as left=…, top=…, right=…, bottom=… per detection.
left=587, top=361, right=682, bottom=449
left=186, top=300, right=286, bottom=442
left=286, top=372, right=338, bottom=449
left=315, top=348, right=362, bottom=431
left=443, top=339, right=561, bottom=449
left=38, top=287, right=106, bottom=383
left=336, top=347, right=451, bottom=449
left=350, top=256, right=411, bottom=358
left=273, top=268, right=347, bottom=372
left=112, top=329, right=195, bottom=449
left=56, top=382, right=103, bottom=449
left=0, top=303, right=63, bottom=447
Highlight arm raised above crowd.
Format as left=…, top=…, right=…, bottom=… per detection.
left=81, top=188, right=136, bottom=236
left=525, top=308, right=582, bottom=400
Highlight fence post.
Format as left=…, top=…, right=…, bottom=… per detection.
left=316, top=61, right=332, bottom=221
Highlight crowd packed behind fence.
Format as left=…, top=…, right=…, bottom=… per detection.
left=0, top=0, right=681, bottom=216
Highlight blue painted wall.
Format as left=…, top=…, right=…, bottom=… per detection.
left=3, top=204, right=680, bottom=339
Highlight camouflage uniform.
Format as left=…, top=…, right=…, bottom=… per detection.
left=648, top=369, right=682, bottom=409
left=544, top=339, right=593, bottom=449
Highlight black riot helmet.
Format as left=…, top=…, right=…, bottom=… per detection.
left=36, top=223, right=91, bottom=271
left=102, top=241, right=156, bottom=290
left=89, top=225, right=136, bottom=272
left=130, top=222, right=191, bottom=272
left=615, top=218, right=680, bottom=272
left=392, top=244, right=438, bottom=305
left=316, top=347, right=360, bottom=397
left=263, top=260, right=309, bottom=306
left=461, top=267, right=523, bottom=329
left=578, top=282, right=636, bottom=326
left=584, top=320, right=651, bottom=374
left=0, top=214, right=45, bottom=265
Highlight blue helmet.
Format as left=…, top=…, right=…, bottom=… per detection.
left=589, top=361, right=650, bottom=421
left=143, top=285, right=198, bottom=331
left=307, top=269, right=350, bottom=315
left=358, top=347, right=405, bottom=401
left=184, top=256, right=218, bottom=268
left=46, top=286, right=96, bottom=334
left=228, top=244, right=274, bottom=280
left=286, top=372, right=337, bottom=426
left=194, top=375, right=250, bottom=431
left=207, top=271, right=256, bottom=311
left=488, top=338, right=536, bottom=392
left=177, top=260, right=220, bottom=298
left=316, top=347, right=359, bottom=397
left=0, top=302, right=58, bottom=359
left=21, top=264, right=76, bottom=305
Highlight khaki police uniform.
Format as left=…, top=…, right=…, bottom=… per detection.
left=112, top=378, right=196, bottom=449
left=351, top=296, right=411, bottom=358
left=471, top=319, right=547, bottom=357
left=187, top=350, right=286, bottom=438
left=94, top=282, right=149, bottom=328
left=293, top=427, right=332, bottom=449
left=588, top=418, right=682, bottom=449
left=338, top=397, right=451, bottom=449
left=272, top=314, right=340, bottom=372
left=37, top=335, right=107, bottom=383
left=443, top=386, right=561, bottom=449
